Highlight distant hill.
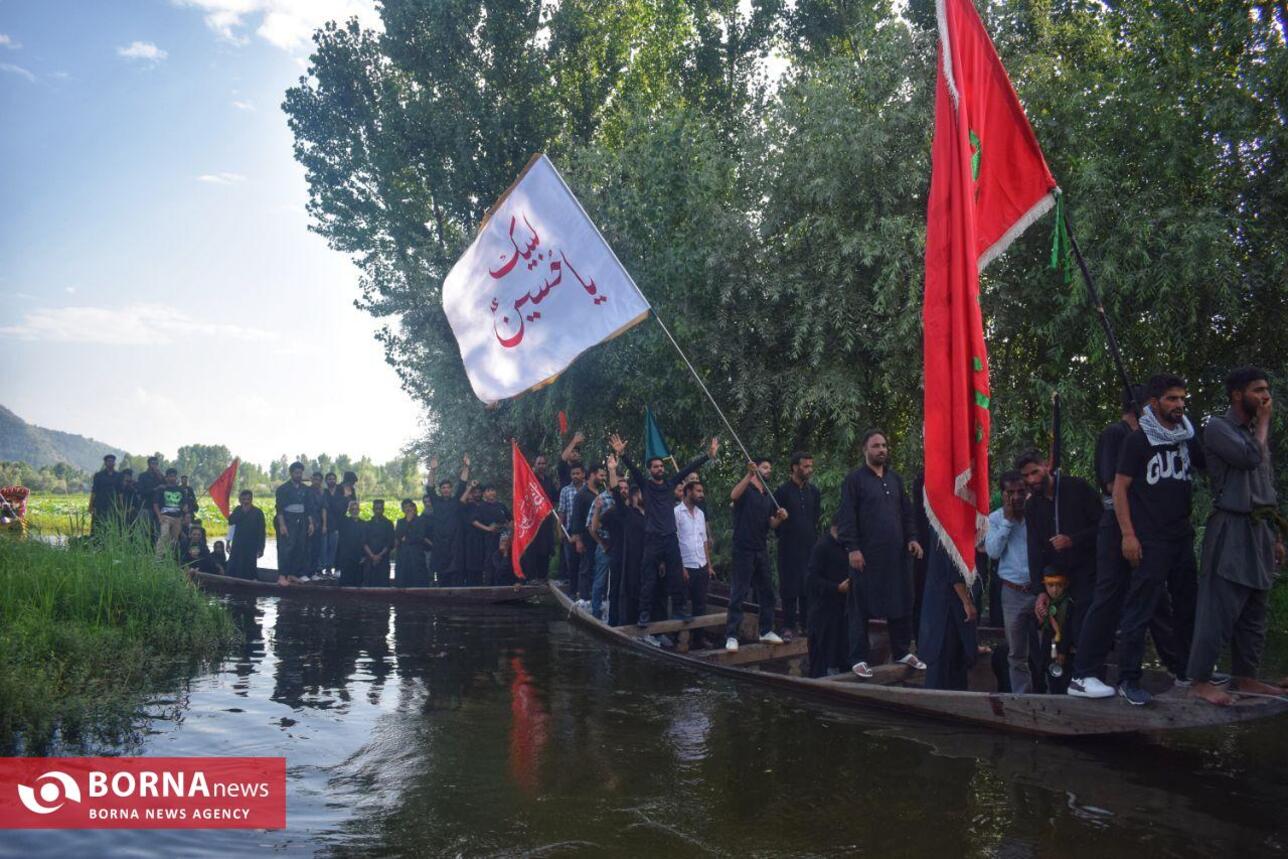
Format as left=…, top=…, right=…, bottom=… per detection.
left=0, top=405, right=128, bottom=472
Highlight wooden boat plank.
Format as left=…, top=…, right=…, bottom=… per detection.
left=689, top=637, right=810, bottom=666
left=615, top=612, right=731, bottom=637
left=547, top=580, right=1288, bottom=736
left=188, top=569, right=544, bottom=604
left=822, top=663, right=913, bottom=687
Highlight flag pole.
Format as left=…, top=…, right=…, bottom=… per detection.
left=1063, top=212, right=1138, bottom=411
left=544, top=159, right=779, bottom=507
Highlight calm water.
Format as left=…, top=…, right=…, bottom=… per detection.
left=7, top=588, right=1288, bottom=858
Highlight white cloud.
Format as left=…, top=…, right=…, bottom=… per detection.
left=0, top=62, right=35, bottom=82
left=0, top=33, right=20, bottom=49
left=230, top=99, right=255, bottom=110
left=174, top=0, right=381, bottom=52
left=0, top=303, right=275, bottom=345
left=197, top=171, right=247, bottom=185
left=64, top=286, right=76, bottom=294
left=117, top=41, right=168, bottom=63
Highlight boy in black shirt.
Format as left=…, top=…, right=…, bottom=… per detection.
left=1111, top=373, right=1205, bottom=706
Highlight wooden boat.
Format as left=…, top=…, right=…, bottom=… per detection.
left=188, top=568, right=546, bottom=604
left=548, top=581, right=1288, bottom=737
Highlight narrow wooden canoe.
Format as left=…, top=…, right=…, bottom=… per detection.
left=548, top=581, right=1288, bottom=737
left=188, top=568, right=546, bottom=604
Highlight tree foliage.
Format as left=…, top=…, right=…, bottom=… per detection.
left=284, top=0, right=1287, bottom=503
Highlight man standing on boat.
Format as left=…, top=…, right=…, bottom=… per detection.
left=427, top=454, right=469, bottom=586
left=226, top=489, right=266, bottom=580
left=275, top=461, right=314, bottom=586
left=837, top=430, right=925, bottom=678
left=774, top=452, right=822, bottom=641
left=136, top=455, right=164, bottom=543
left=1188, top=367, right=1285, bottom=705
left=1098, top=374, right=1205, bottom=707
left=557, top=460, right=586, bottom=594
left=725, top=458, right=790, bottom=652
left=610, top=432, right=719, bottom=627
left=675, top=479, right=714, bottom=649
left=524, top=453, right=560, bottom=581
left=985, top=470, right=1033, bottom=693
left=89, top=453, right=120, bottom=538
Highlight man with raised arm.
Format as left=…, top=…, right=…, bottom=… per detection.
left=1189, top=367, right=1285, bottom=705
left=609, top=432, right=719, bottom=627
left=427, top=454, right=470, bottom=587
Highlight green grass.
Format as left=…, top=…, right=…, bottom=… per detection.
left=0, top=527, right=239, bottom=754
left=23, top=492, right=395, bottom=539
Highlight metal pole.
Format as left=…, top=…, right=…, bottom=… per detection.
left=1064, top=213, right=1138, bottom=413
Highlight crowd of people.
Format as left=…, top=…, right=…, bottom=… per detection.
left=85, top=365, right=1282, bottom=707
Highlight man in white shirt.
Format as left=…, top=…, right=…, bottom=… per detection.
left=984, top=470, right=1034, bottom=693
left=675, top=480, right=714, bottom=649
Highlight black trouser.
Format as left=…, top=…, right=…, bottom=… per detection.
left=521, top=547, right=550, bottom=581
left=607, top=550, right=625, bottom=626
left=846, top=574, right=913, bottom=665
left=1117, top=536, right=1197, bottom=686
left=1073, top=515, right=1184, bottom=678
left=684, top=566, right=710, bottom=648
left=365, top=557, right=390, bottom=587
left=308, top=526, right=323, bottom=573
left=724, top=547, right=775, bottom=639
left=339, top=559, right=363, bottom=587
left=1187, top=572, right=1268, bottom=682
left=564, top=540, right=581, bottom=594
left=577, top=539, right=595, bottom=601
left=778, top=550, right=808, bottom=631
left=638, top=534, right=686, bottom=624
left=279, top=514, right=310, bottom=576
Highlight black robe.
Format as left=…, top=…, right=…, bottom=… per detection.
left=395, top=515, right=431, bottom=588
left=836, top=465, right=916, bottom=619
left=336, top=515, right=366, bottom=587
left=806, top=533, right=851, bottom=677
left=364, top=515, right=396, bottom=587
left=457, top=501, right=489, bottom=583
left=486, top=549, right=517, bottom=586
left=474, top=500, right=509, bottom=561
left=429, top=481, right=467, bottom=576
left=226, top=505, right=266, bottom=580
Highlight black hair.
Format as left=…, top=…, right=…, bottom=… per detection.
left=1145, top=373, right=1186, bottom=400
left=647, top=456, right=664, bottom=468
left=1225, top=366, right=1268, bottom=399
left=1121, top=384, right=1145, bottom=414
left=754, top=456, right=772, bottom=466
left=103, top=454, right=116, bottom=461
left=343, top=471, right=358, bottom=484
left=401, top=498, right=416, bottom=509
left=121, top=468, right=133, bottom=476
left=312, top=471, right=323, bottom=479
left=372, top=498, right=385, bottom=506
left=438, top=478, right=453, bottom=488
left=480, top=483, right=495, bottom=492
left=147, top=455, right=159, bottom=465
left=789, top=451, right=813, bottom=467
left=570, top=462, right=585, bottom=473
left=289, top=461, right=304, bottom=472
left=683, top=480, right=702, bottom=496
left=165, top=467, right=178, bottom=476
left=1014, top=450, right=1045, bottom=472
left=998, top=469, right=1024, bottom=489
left=238, top=489, right=253, bottom=499
left=861, top=429, right=886, bottom=448
left=325, top=472, right=336, bottom=479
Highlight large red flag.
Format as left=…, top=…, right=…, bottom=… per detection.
left=511, top=441, right=554, bottom=581
left=924, top=0, right=1057, bottom=581
left=206, top=457, right=240, bottom=520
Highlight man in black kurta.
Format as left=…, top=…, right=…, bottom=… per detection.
left=363, top=500, right=395, bottom=587
left=135, top=456, right=164, bottom=542
left=610, top=433, right=718, bottom=625
left=775, top=452, right=822, bottom=639
left=89, top=454, right=121, bottom=538
left=524, top=454, right=560, bottom=581
left=395, top=499, right=432, bottom=587
left=836, top=431, right=923, bottom=675
left=336, top=501, right=366, bottom=587
left=806, top=516, right=851, bottom=677
left=275, top=463, right=314, bottom=585
left=226, top=490, right=266, bottom=580
left=427, top=455, right=469, bottom=586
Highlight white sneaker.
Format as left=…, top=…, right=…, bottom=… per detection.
left=725, top=637, right=739, bottom=653
left=897, top=653, right=927, bottom=670
left=1068, top=676, right=1116, bottom=699
left=299, top=576, right=311, bottom=583
left=852, top=661, right=874, bottom=679
left=642, top=635, right=662, bottom=648
left=759, top=631, right=784, bottom=645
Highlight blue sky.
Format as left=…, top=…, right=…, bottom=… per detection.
left=0, top=0, right=425, bottom=465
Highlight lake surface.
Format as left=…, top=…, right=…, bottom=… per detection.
left=6, top=585, right=1288, bottom=858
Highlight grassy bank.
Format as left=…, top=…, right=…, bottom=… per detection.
left=23, top=492, right=393, bottom=539
left=0, top=530, right=238, bottom=753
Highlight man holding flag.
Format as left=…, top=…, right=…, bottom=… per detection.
left=919, top=0, right=1059, bottom=688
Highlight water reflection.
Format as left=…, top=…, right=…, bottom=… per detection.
left=6, top=594, right=1287, bottom=858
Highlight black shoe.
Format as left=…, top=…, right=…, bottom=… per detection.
left=637, top=613, right=650, bottom=629
left=1118, top=683, right=1152, bottom=706
left=1211, top=671, right=1232, bottom=686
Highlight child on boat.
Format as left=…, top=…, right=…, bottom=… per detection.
left=1037, top=572, right=1073, bottom=694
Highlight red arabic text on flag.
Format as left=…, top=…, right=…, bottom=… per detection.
left=510, top=441, right=555, bottom=581
left=923, top=0, right=1057, bottom=581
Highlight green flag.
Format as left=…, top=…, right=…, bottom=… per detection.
left=643, top=407, right=671, bottom=464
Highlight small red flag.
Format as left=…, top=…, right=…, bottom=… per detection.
left=923, top=0, right=1056, bottom=582
left=557, top=410, right=569, bottom=436
left=206, top=458, right=240, bottom=520
left=510, top=441, right=554, bottom=581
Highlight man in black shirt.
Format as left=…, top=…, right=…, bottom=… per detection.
left=837, top=431, right=924, bottom=677
left=89, top=454, right=120, bottom=538
left=1016, top=448, right=1101, bottom=679
left=774, top=451, right=822, bottom=639
left=275, top=462, right=315, bottom=585
left=178, top=476, right=198, bottom=520
left=524, top=454, right=560, bottom=581
left=427, top=454, right=470, bottom=586
left=116, top=468, right=142, bottom=528
left=610, top=432, right=718, bottom=626
left=305, top=471, right=326, bottom=580
left=322, top=472, right=348, bottom=576
left=363, top=499, right=395, bottom=586
left=136, top=456, right=164, bottom=542
left=725, top=458, right=789, bottom=650
left=1108, top=373, right=1205, bottom=706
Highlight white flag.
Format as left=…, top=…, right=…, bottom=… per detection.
left=442, top=155, right=651, bottom=403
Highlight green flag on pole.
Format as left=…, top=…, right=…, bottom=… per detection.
left=644, top=407, right=672, bottom=465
